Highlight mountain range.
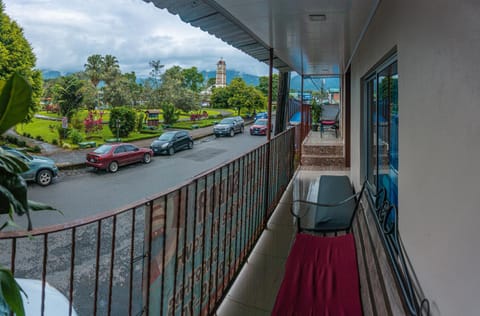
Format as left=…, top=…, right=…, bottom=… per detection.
left=41, top=69, right=339, bottom=91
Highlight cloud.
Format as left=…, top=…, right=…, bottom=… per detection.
left=3, top=0, right=270, bottom=77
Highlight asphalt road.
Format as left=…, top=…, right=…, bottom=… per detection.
left=23, top=132, right=268, bottom=229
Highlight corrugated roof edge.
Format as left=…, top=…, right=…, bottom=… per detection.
left=144, top=0, right=292, bottom=72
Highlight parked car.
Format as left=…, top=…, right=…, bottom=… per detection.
left=250, top=118, right=272, bottom=136
left=150, top=131, right=193, bottom=155
left=2, top=146, right=58, bottom=186
left=86, top=143, right=153, bottom=173
left=255, top=111, right=268, bottom=120
left=0, top=278, right=79, bottom=316
left=213, top=117, right=244, bottom=137
left=233, top=116, right=245, bottom=128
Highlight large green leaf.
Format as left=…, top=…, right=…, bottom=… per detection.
left=28, top=200, right=60, bottom=213
left=0, top=182, right=28, bottom=216
left=0, top=267, right=25, bottom=316
left=0, top=151, right=29, bottom=174
left=0, top=73, right=32, bottom=135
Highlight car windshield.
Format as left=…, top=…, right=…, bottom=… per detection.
left=158, top=132, right=175, bottom=141
left=93, top=145, right=112, bottom=154
left=220, top=118, right=235, bottom=124
left=255, top=119, right=267, bottom=126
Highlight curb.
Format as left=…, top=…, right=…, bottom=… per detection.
left=56, top=119, right=256, bottom=171
left=57, top=131, right=215, bottom=170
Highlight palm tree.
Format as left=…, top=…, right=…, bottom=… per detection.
left=149, top=59, right=164, bottom=89
left=84, top=54, right=104, bottom=88
left=103, top=54, right=120, bottom=86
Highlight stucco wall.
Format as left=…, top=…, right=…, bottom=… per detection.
left=350, top=1, right=480, bottom=315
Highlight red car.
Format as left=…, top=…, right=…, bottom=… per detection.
left=249, top=119, right=272, bottom=136
left=86, top=143, right=153, bottom=173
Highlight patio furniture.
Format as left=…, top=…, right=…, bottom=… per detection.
left=274, top=178, right=431, bottom=315
left=273, top=175, right=362, bottom=315
left=320, top=104, right=340, bottom=138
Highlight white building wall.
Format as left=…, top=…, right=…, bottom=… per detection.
left=350, top=1, right=480, bottom=315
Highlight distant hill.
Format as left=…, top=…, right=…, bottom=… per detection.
left=289, top=75, right=340, bottom=92
left=40, top=68, right=262, bottom=86
left=40, top=69, right=340, bottom=92
left=200, top=70, right=260, bottom=86
left=41, top=70, right=62, bottom=80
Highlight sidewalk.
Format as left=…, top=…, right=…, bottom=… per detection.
left=42, top=124, right=219, bottom=169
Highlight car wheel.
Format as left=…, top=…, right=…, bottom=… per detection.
left=188, top=141, right=194, bottom=149
left=108, top=161, right=119, bottom=173
left=168, top=147, right=175, bottom=155
left=36, top=169, right=53, bottom=186
left=229, top=129, right=235, bottom=137
left=215, top=133, right=220, bottom=138
left=143, top=153, right=152, bottom=164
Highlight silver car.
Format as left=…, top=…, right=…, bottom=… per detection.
left=213, top=117, right=244, bottom=137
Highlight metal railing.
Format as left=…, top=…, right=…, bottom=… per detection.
left=0, top=127, right=295, bottom=316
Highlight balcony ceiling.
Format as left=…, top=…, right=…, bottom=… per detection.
left=145, top=0, right=378, bottom=76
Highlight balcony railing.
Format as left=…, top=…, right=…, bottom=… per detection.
left=0, top=128, right=296, bottom=316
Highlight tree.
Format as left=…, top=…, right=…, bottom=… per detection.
left=210, top=87, right=232, bottom=108
left=228, top=85, right=265, bottom=115
left=109, top=106, right=136, bottom=138
left=206, top=77, right=216, bottom=88
left=84, top=54, right=104, bottom=89
left=210, top=78, right=265, bottom=114
left=54, top=75, right=84, bottom=121
left=102, top=54, right=120, bottom=85
left=161, top=102, right=178, bottom=125
left=149, top=59, right=164, bottom=89
left=160, top=66, right=199, bottom=113
left=84, top=54, right=103, bottom=108
left=123, top=72, right=143, bottom=107
left=182, top=67, right=204, bottom=92
left=257, top=73, right=278, bottom=99
left=146, top=60, right=164, bottom=108
left=0, top=2, right=42, bottom=120
left=102, top=75, right=129, bottom=107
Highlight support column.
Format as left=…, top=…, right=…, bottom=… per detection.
left=264, top=48, right=273, bottom=226
left=267, top=48, right=273, bottom=141
left=274, top=71, right=290, bottom=133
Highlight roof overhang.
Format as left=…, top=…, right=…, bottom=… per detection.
left=145, top=0, right=379, bottom=76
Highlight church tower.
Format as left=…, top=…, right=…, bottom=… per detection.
left=215, top=58, right=226, bottom=88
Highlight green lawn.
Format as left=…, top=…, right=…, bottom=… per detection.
left=15, top=119, right=61, bottom=143
left=14, top=108, right=236, bottom=149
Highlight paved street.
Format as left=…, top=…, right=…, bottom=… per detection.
left=22, top=129, right=267, bottom=229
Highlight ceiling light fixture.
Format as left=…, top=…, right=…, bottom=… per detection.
left=309, top=14, right=327, bottom=22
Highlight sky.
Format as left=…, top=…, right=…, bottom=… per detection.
left=3, top=0, right=271, bottom=77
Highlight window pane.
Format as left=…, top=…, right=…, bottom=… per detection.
left=377, top=61, right=398, bottom=207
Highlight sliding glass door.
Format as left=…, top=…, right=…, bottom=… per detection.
left=364, top=57, right=398, bottom=207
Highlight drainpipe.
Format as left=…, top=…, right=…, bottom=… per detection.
left=301, top=74, right=305, bottom=142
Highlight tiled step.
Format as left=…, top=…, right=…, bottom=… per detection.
left=301, top=155, right=345, bottom=168
left=302, top=143, right=344, bottom=156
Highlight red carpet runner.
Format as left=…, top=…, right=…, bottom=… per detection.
left=272, top=233, right=362, bottom=316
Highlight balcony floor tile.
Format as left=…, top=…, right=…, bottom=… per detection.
left=217, top=168, right=351, bottom=314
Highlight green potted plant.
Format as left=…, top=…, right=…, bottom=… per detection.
left=311, top=100, right=322, bottom=131
left=0, top=73, right=56, bottom=316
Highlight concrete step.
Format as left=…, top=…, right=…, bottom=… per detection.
left=301, top=155, right=345, bottom=168
left=302, top=143, right=344, bottom=156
